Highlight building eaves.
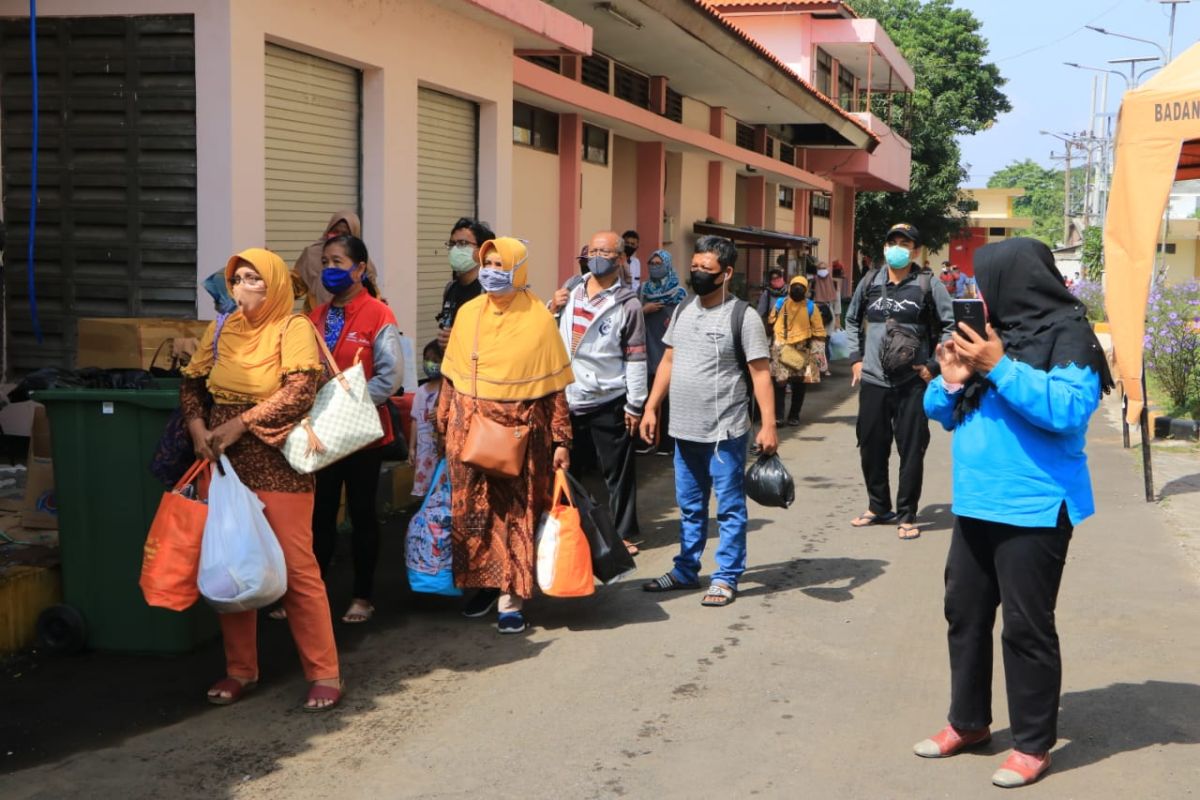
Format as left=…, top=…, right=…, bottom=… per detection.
left=709, top=0, right=859, bottom=17
left=692, top=0, right=879, bottom=148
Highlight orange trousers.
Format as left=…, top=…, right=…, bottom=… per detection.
left=219, top=490, right=339, bottom=683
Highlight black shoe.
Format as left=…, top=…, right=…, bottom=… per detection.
left=786, top=417, right=800, bottom=427
left=635, top=444, right=656, bottom=455
left=461, top=589, right=500, bottom=618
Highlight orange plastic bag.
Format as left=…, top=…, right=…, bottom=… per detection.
left=140, top=459, right=209, bottom=611
left=535, top=470, right=595, bottom=598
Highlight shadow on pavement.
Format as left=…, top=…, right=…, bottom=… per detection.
left=990, top=680, right=1200, bottom=775
left=917, top=503, right=955, bottom=534
left=736, top=556, right=888, bottom=602
left=1158, top=473, right=1200, bottom=499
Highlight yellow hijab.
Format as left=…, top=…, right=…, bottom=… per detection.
left=441, top=237, right=573, bottom=401
left=183, top=248, right=322, bottom=401
left=772, top=275, right=826, bottom=345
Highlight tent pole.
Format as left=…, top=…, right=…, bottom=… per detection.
left=1141, top=369, right=1154, bottom=501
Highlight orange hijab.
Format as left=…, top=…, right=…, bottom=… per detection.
left=184, top=248, right=321, bottom=401
left=441, top=237, right=573, bottom=401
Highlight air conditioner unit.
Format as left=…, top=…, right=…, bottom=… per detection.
left=662, top=214, right=676, bottom=244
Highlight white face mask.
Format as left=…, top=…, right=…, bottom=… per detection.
left=817, top=269, right=829, bottom=278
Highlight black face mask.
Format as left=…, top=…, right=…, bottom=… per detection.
left=624, top=244, right=637, bottom=258
left=689, top=268, right=726, bottom=297
left=789, top=286, right=806, bottom=301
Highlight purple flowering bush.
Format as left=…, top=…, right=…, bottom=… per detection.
left=1144, top=281, right=1200, bottom=416
left=1070, top=279, right=1107, bottom=323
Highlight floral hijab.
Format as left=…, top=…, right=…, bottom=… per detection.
left=639, top=249, right=686, bottom=306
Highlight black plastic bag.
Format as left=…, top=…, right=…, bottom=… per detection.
left=745, top=453, right=795, bottom=509
left=564, top=472, right=636, bottom=584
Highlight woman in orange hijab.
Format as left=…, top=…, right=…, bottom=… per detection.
left=181, top=248, right=342, bottom=711
left=437, top=237, right=574, bottom=634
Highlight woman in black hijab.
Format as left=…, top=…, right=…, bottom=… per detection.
left=914, top=238, right=1112, bottom=788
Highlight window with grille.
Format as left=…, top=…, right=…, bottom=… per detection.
left=779, top=187, right=795, bottom=209
left=988, top=227, right=1006, bottom=237
left=583, top=124, right=609, bottom=165
left=614, top=63, right=650, bottom=109
left=812, top=193, right=832, bottom=218
left=779, top=142, right=795, bottom=165
left=736, top=122, right=755, bottom=150
left=665, top=88, right=683, bottom=123
left=765, top=137, right=776, bottom=158
left=1157, top=243, right=1177, bottom=254
left=582, top=54, right=610, bottom=92
left=513, top=101, right=559, bottom=153
left=522, top=54, right=561, bottom=73
left=838, top=67, right=856, bottom=111
left=815, top=49, right=833, bottom=96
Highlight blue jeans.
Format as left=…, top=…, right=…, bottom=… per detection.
left=670, top=433, right=749, bottom=589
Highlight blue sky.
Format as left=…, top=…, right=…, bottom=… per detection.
left=953, top=0, right=1200, bottom=186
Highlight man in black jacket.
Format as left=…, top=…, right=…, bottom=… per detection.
left=843, top=223, right=954, bottom=539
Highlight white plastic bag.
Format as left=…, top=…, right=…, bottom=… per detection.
left=829, top=330, right=851, bottom=361
left=197, top=455, right=288, bottom=613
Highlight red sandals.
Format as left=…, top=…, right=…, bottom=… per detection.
left=303, top=681, right=345, bottom=713
left=206, top=677, right=257, bottom=706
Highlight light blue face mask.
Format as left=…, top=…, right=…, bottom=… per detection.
left=479, top=267, right=515, bottom=294
left=884, top=245, right=912, bottom=269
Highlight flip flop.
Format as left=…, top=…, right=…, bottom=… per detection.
left=267, top=606, right=288, bottom=621
left=303, top=681, right=345, bottom=713
left=643, top=573, right=700, bottom=593
left=898, top=523, right=921, bottom=540
left=207, top=677, right=257, bottom=706
left=341, top=602, right=375, bottom=624
left=623, top=539, right=641, bottom=556
left=700, top=583, right=736, bottom=607
left=851, top=511, right=895, bottom=527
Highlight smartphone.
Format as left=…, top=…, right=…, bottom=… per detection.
left=952, top=299, right=986, bottom=337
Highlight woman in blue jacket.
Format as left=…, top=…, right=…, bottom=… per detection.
left=913, top=238, right=1112, bottom=788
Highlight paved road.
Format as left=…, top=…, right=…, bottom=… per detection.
left=3, top=367, right=1200, bottom=799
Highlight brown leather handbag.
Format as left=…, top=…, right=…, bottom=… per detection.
left=459, top=306, right=530, bottom=479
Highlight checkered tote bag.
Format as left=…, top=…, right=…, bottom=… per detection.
left=282, top=317, right=384, bottom=475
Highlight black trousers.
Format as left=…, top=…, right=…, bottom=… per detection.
left=570, top=396, right=639, bottom=541
left=945, top=511, right=1073, bottom=753
left=774, top=379, right=807, bottom=423
left=312, top=446, right=385, bottom=600
left=856, top=379, right=930, bottom=523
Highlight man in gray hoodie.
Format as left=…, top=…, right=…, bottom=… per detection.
left=552, top=230, right=648, bottom=554
left=843, top=223, right=954, bottom=539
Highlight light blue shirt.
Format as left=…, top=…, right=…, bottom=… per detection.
left=924, top=355, right=1102, bottom=528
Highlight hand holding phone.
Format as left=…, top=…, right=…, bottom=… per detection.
left=952, top=299, right=986, bottom=338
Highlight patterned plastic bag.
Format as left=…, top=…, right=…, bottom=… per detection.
left=405, top=459, right=461, bottom=596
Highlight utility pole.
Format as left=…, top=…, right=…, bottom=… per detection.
left=1161, top=0, right=1191, bottom=60
left=1063, top=142, right=1073, bottom=245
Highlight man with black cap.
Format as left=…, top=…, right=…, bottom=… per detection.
left=843, top=223, right=955, bottom=540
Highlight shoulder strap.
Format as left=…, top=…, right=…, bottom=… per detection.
left=731, top=299, right=748, bottom=376
left=807, top=299, right=815, bottom=318
left=211, top=312, right=229, bottom=361
left=292, top=314, right=350, bottom=391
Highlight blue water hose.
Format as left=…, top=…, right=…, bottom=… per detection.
left=27, top=0, right=42, bottom=343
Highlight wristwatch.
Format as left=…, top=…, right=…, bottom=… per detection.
left=553, top=440, right=573, bottom=451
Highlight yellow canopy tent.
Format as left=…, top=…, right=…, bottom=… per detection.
left=1104, top=42, right=1200, bottom=426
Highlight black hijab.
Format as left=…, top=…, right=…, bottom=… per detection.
left=955, top=238, right=1113, bottom=421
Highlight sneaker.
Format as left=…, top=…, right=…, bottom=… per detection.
left=992, top=750, right=1051, bottom=788
left=913, top=725, right=992, bottom=758
left=461, top=588, right=500, bottom=618
left=497, top=612, right=526, bottom=634
left=635, top=444, right=656, bottom=455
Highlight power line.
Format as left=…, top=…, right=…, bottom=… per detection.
left=993, top=0, right=1126, bottom=63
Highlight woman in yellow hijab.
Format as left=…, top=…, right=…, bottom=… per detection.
left=767, top=274, right=827, bottom=425
left=437, top=237, right=574, bottom=633
left=180, top=248, right=342, bottom=711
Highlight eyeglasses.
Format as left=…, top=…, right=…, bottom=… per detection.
left=230, top=274, right=265, bottom=286
left=648, top=260, right=663, bottom=267
left=588, top=248, right=620, bottom=258
left=445, top=239, right=476, bottom=249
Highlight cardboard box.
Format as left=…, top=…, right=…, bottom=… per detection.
left=21, top=406, right=56, bottom=530
left=76, top=317, right=211, bottom=370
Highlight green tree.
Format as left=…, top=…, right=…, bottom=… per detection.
left=1081, top=225, right=1104, bottom=280
left=986, top=159, right=1087, bottom=245
left=852, top=0, right=1011, bottom=256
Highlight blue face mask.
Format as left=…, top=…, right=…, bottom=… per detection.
left=479, top=267, right=514, bottom=294
left=884, top=245, right=912, bottom=269
left=588, top=255, right=619, bottom=278
left=321, top=267, right=356, bottom=294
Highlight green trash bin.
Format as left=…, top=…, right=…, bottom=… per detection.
left=33, top=385, right=219, bottom=655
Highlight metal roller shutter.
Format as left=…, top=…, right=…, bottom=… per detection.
left=416, top=88, right=477, bottom=346
left=0, top=15, right=197, bottom=372
left=264, top=43, right=360, bottom=265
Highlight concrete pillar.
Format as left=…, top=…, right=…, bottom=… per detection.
left=558, top=113, right=583, bottom=285
left=562, top=54, right=582, bottom=81
left=746, top=175, right=766, bottom=285
left=636, top=141, right=666, bottom=254
left=649, top=75, right=667, bottom=115
left=707, top=106, right=725, bottom=222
